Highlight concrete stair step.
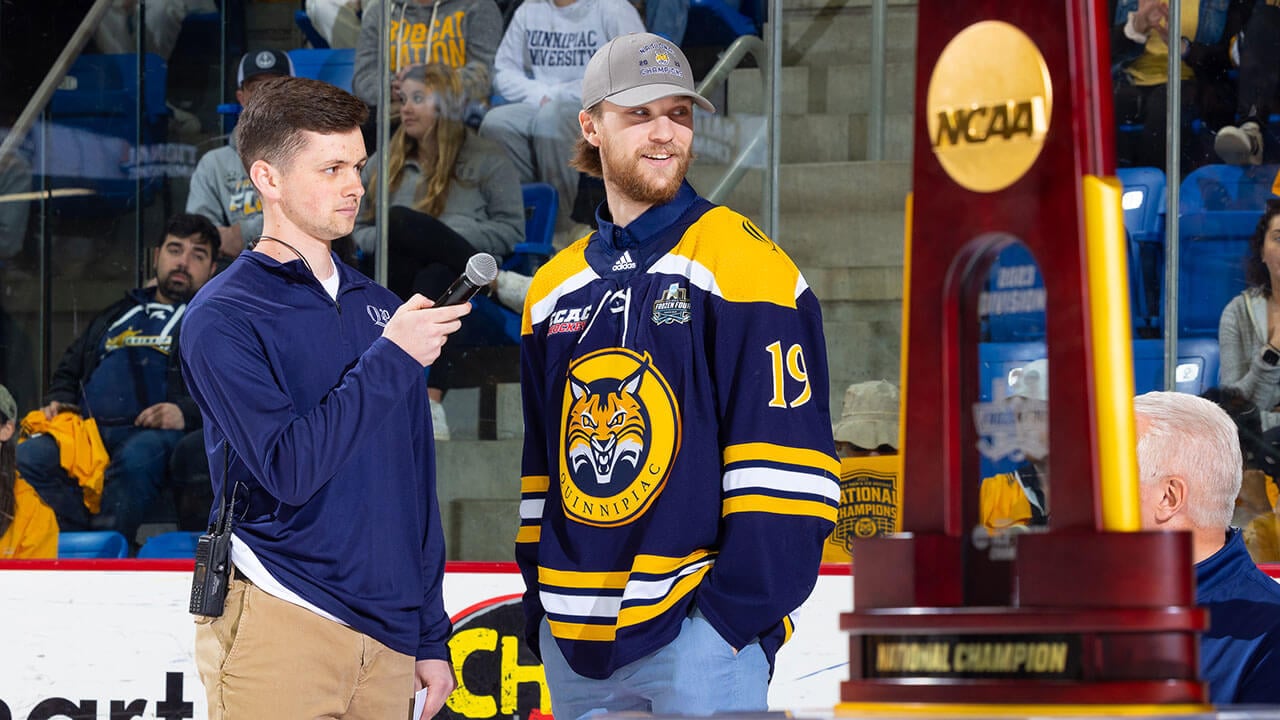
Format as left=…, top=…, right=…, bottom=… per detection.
left=726, top=62, right=916, bottom=116
left=779, top=211, right=906, bottom=267
left=692, top=110, right=914, bottom=164
left=686, top=160, right=912, bottom=215
left=434, top=438, right=523, bottom=560
left=774, top=5, right=918, bottom=66
left=821, top=317, right=905, bottom=414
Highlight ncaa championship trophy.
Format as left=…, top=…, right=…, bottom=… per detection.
left=839, top=0, right=1210, bottom=712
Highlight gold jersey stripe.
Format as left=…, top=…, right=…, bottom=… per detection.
left=782, top=615, right=794, bottom=644
left=616, top=564, right=710, bottom=629
left=723, top=442, right=841, bottom=476
left=522, top=237, right=593, bottom=336
left=521, top=475, right=551, bottom=494
left=667, top=207, right=802, bottom=307
left=548, top=618, right=618, bottom=642
left=630, top=548, right=714, bottom=576
left=515, top=525, right=541, bottom=544
left=547, top=566, right=710, bottom=642
left=723, top=495, right=839, bottom=522
left=539, top=566, right=631, bottom=590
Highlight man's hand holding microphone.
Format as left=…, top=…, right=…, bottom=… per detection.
left=380, top=253, right=497, bottom=367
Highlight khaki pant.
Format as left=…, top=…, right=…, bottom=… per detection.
left=195, top=577, right=415, bottom=719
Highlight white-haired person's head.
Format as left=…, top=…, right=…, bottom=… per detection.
left=1133, top=391, right=1242, bottom=538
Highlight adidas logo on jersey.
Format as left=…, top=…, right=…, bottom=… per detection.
left=611, top=251, right=637, bottom=272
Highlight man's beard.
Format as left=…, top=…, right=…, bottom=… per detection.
left=603, top=144, right=691, bottom=207
left=159, top=273, right=194, bottom=303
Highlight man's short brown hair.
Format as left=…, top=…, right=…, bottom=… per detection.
left=235, top=76, right=369, bottom=174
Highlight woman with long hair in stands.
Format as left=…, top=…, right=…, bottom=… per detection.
left=0, top=384, right=58, bottom=559
left=354, top=62, right=530, bottom=439
left=1218, top=199, right=1280, bottom=435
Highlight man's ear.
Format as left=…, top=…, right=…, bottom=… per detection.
left=1154, top=474, right=1189, bottom=525
left=579, top=110, right=601, bottom=148
left=249, top=159, right=281, bottom=203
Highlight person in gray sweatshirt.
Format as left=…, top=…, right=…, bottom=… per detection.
left=185, top=50, right=295, bottom=260
left=353, top=0, right=503, bottom=113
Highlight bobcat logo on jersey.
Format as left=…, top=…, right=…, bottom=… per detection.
left=559, top=348, right=680, bottom=527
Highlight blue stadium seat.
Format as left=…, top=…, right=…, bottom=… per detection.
left=58, top=531, right=129, bottom=559
left=470, top=183, right=559, bottom=343
left=1175, top=164, right=1277, bottom=337
left=1117, top=167, right=1167, bottom=333
left=217, top=49, right=356, bottom=131
left=1132, top=337, right=1220, bottom=395
left=137, top=531, right=202, bottom=559
left=287, top=48, right=355, bottom=92
left=33, top=53, right=168, bottom=217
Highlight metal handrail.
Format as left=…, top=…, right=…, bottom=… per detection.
left=0, top=0, right=115, bottom=164
left=695, top=34, right=769, bottom=219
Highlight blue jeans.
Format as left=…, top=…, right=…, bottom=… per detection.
left=539, top=608, right=769, bottom=719
left=18, top=425, right=182, bottom=542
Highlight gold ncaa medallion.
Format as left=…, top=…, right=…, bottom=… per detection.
left=926, top=21, right=1053, bottom=193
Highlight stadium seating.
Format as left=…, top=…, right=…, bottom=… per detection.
left=1176, top=164, right=1277, bottom=337
left=1116, top=167, right=1166, bottom=333
left=137, top=531, right=202, bottom=559
left=58, top=531, right=129, bottom=559
left=32, top=53, right=168, bottom=217
left=287, top=48, right=356, bottom=93
left=470, top=182, right=559, bottom=344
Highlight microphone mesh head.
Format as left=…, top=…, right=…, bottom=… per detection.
left=464, top=253, right=499, bottom=285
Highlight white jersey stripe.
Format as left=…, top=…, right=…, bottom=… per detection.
left=722, top=467, right=840, bottom=502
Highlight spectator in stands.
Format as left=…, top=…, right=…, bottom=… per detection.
left=94, top=0, right=217, bottom=61
left=645, top=0, right=689, bottom=44
left=1214, top=1, right=1280, bottom=165
left=479, top=0, right=643, bottom=228
left=355, top=62, right=526, bottom=439
left=16, top=213, right=217, bottom=547
left=1203, top=385, right=1280, bottom=561
left=306, top=0, right=364, bottom=47
left=979, top=359, right=1050, bottom=532
left=187, top=50, right=296, bottom=261
left=1133, top=390, right=1280, bottom=704
left=1218, top=199, right=1280, bottom=434
left=0, top=384, right=57, bottom=559
left=353, top=0, right=503, bottom=119
left=1112, top=0, right=1233, bottom=171
left=825, top=380, right=901, bottom=563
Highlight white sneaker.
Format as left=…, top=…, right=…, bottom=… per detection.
left=495, top=270, right=532, bottom=313
left=1215, top=121, right=1263, bottom=165
left=430, top=399, right=451, bottom=441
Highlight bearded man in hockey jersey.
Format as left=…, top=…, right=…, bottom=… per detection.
left=514, top=32, right=841, bottom=718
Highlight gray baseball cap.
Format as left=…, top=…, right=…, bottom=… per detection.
left=581, top=33, right=715, bottom=113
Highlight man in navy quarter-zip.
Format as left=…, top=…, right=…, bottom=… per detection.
left=515, top=32, right=840, bottom=718
left=180, top=76, right=468, bottom=720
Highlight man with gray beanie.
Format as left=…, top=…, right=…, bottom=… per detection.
left=514, top=32, right=839, bottom=717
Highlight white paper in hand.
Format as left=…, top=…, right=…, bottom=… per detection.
left=410, top=686, right=429, bottom=720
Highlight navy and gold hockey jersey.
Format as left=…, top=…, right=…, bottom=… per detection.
left=516, top=183, right=840, bottom=679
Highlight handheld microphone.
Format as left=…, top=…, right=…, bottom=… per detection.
left=435, top=253, right=499, bottom=307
